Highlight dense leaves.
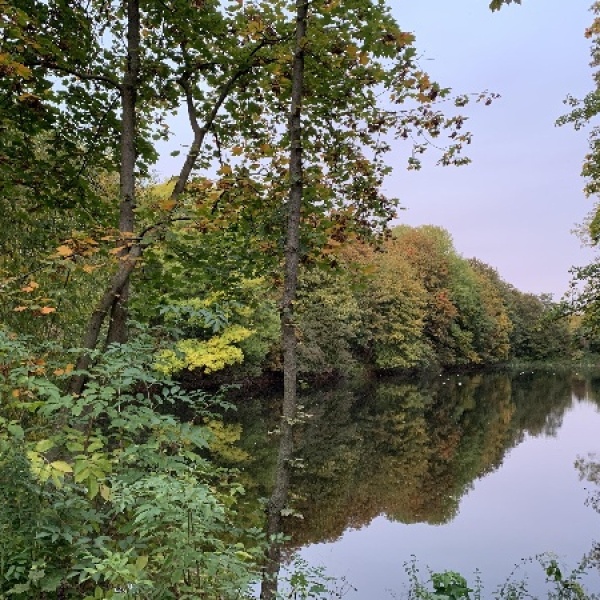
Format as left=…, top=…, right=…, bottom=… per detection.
left=0, top=331, right=263, bottom=598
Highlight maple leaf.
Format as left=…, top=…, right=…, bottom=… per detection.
left=56, top=245, right=74, bottom=258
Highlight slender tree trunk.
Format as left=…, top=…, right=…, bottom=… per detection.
left=68, top=0, right=140, bottom=394
left=261, top=2, right=308, bottom=598
left=106, top=0, right=140, bottom=346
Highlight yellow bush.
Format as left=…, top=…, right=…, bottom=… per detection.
left=155, top=325, right=253, bottom=375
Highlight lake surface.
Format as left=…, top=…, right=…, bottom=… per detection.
left=236, top=370, right=600, bottom=598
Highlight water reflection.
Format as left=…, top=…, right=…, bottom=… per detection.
left=289, top=372, right=587, bottom=543
left=235, top=370, right=600, bottom=553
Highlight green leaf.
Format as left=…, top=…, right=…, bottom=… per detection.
left=35, top=439, right=55, bottom=452
left=7, top=423, right=24, bottom=440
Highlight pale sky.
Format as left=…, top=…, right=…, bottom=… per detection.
left=389, top=0, right=597, bottom=297
left=154, top=0, right=598, bottom=298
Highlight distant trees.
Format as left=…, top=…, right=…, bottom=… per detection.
left=289, top=225, right=572, bottom=378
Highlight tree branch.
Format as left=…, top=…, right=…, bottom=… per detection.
left=30, top=59, right=122, bottom=90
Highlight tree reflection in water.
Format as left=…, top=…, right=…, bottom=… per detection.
left=233, top=370, right=600, bottom=591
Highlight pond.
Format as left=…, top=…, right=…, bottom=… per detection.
left=235, top=370, right=600, bottom=598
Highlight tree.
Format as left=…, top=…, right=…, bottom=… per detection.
left=341, top=239, right=431, bottom=371
left=2, top=0, right=292, bottom=391
left=256, top=0, right=487, bottom=595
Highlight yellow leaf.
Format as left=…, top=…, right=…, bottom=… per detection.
left=53, top=362, right=74, bottom=376
left=14, top=64, right=32, bottom=78
left=39, top=306, right=56, bottom=315
left=13, top=306, right=28, bottom=312
left=100, top=484, right=112, bottom=501
left=20, top=281, right=39, bottom=293
left=82, top=264, right=96, bottom=274
left=11, top=389, right=20, bottom=398
left=17, top=92, right=39, bottom=103
left=395, top=31, right=416, bottom=47
left=50, top=461, right=73, bottom=474
left=56, top=245, right=73, bottom=257
left=232, top=145, right=243, bottom=156
left=219, top=163, right=233, bottom=176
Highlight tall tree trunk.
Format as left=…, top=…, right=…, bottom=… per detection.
left=106, top=0, right=140, bottom=346
left=68, top=0, right=140, bottom=393
left=261, top=2, right=308, bottom=598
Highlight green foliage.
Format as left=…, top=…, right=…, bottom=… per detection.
left=285, top=226, right=573, bottom=378
left=429, top=571, right=472, bottom=599
left=346, top=240, right=431, bottom=371
left=489, top=0, right=522, bottom=11
left=390, top=226, right=520, bottom=368
left=0, top=330, right=262, bottom=598
left=278, top=557, right=341, bottom=600
left=405, top=556, right=595, bottom=600
left=295, top=267, right=363, bottom=376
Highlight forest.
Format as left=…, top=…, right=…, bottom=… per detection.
left=1, top=0, right=600, bottom=598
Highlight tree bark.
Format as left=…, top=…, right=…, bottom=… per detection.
left=105, top=0, right=141, bottom=346
left=68, top=247, right=141, bottom=394
left=261, top=2, right=308, bottom=598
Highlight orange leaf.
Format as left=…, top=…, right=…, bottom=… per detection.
left=159, top=198, right=177, bottom=211
left=20, top=281, right=39, bottom=293
left=56, top=245, right=74, bottom=258
left=39, top=306, right=56, bottom=315
left=13, top=306, right=28, bottom=312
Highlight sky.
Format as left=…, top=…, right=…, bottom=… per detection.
left=387, top=0, right=597, bottom=298
left=154, top=0, right=599, bottom=299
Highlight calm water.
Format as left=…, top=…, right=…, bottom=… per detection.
left=236, top=370, right=600, bottom=598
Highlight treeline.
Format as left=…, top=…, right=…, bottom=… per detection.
left=296, top=225, right=574, bottom=376
left=130, top=222, right=573, bottom=384
left=0, top=196, right=573, bottom=385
